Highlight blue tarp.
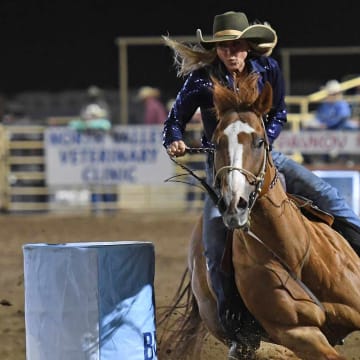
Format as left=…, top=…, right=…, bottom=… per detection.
left=23, top=241, right=157, bottom=360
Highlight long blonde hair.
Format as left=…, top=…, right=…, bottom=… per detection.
left=162, top=36, right=217, bottom=77
left=163, top=29, right=277, bottom=79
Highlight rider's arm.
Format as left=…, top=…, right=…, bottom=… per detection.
left=262, top=57, right=288, bottom=145
left=162, top=70, right=209, bottom=149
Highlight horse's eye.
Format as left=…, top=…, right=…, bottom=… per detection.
left=255, top=138, right=265, bottom=148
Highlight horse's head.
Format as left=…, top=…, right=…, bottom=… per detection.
left=212, top=74, right=273, bottom=229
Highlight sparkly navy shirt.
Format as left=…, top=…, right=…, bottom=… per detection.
left=162, top=56, right=287, bottom=148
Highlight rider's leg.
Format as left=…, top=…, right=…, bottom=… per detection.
left=202, top=154, right=243, bottom=337
left=272, top=151, right=360, bottom=255
left=332, top=217, right=360, bottom=255
left=203, top=195, right=243, bottom=336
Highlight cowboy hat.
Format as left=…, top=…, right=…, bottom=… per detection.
left=137, top=86, right=161, bottom=100
left=197, top=11, right=277, bottom=55
left=321, top=80, right=342, bottom=95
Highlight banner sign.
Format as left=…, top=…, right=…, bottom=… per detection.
left=45, top=125, right=173, bottom=186
left=275, top=130, right=360, bottom=154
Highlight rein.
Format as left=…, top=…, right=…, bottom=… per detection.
left=183, top=147, right=215, bottom=154
left=167, top=149, right=220, bottom=207
left=246, top=229, right=324, bottom=311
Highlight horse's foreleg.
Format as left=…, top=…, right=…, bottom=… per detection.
left=268, top=325, right=346, bottom=360
left=189, top=215, right=228, bottom=342
left=191, top=256, right=226, bottom=341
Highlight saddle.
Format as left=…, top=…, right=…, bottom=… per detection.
left=286, top=193, right=334, bottom=227
left=278, top=170, right=334, bottom=227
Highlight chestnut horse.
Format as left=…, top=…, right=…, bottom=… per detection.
left=159, top=74, right=360, bottom=360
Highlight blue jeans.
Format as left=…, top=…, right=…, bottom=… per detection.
left=203, top=151, right=360, bottom=312
left=271, top=151, right=360, bottom=228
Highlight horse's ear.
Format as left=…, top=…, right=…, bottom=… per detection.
left=211, top=75, right=238, bottom=119
left=254, top=82, right=273, bottom=115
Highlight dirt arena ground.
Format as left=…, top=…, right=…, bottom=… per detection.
left=1, top=211, right=360, bottom=359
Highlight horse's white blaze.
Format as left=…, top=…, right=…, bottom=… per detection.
left=223, top=120, right=255, bottom=207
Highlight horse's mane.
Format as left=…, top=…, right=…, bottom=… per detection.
left=212, top=73, right=260, bottom=118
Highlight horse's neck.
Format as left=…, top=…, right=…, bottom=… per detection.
left=246, top=164, right=310, bottom=267
left=254, top=170, right=291, bottom=229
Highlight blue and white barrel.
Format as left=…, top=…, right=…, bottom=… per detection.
left=23, top=241, right=157, bottom=360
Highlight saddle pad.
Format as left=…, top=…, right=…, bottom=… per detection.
left=287, top=193, right=334, bottom=226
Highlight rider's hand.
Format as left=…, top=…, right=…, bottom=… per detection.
left=167, top=140, right=187, bottom=157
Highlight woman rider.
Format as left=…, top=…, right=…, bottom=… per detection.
left=162, top=10, right=360, bottom=337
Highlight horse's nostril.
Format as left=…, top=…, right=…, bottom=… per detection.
left=237, top=198, right=247, bottom=209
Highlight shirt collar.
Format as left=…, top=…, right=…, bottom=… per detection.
left=220, top=59, right=265, bottom=87
left=249, top=58, right=266, bottom=74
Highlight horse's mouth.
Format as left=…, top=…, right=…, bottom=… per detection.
left=223, top=209, right=249, bottom=229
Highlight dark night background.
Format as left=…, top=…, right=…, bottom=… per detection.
left=0, top=1, right=359, bottom=99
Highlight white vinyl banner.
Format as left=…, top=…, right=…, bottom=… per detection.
left=45, top=125, right=173, bottom=186
left=275, top=130, right=360, bottom=154
left=23, top=242, right=157, bottom=360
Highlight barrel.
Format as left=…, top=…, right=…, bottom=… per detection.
left=23, top=241, right=157, bottom=360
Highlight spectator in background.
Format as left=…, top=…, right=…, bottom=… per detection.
left=81, top=103, right=111, bottom=132
left=303, top=79, right=358, bottom=164
left=68, top=89, right=115, bottom=213
left=305, top=80, right=356, bottom=130
left=81, top=85, right=111, bottom=121
left=137, top=86, right=167, bottom=125
left=69, top=86, right=111, bottom=132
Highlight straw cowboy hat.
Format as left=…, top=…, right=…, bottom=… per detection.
left=322, top=80, right=342, bottom=95
left=196, top=11, right=277, bottom=55
left=137, top=86, right=161, bottom=100
left=82, top=104, right=108, bottom=119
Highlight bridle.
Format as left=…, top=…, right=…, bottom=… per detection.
left=213, top=144, right=268, bottom=213
left=213, top=115, right=271, bottom=214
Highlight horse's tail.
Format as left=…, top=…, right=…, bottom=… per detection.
left=157, top=267, right=208, bottom=359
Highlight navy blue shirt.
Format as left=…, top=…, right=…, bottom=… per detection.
left=163, top=56, right=287, bottom=148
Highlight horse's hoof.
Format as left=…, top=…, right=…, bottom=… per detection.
left=228, top=343, right=240, bottom=360
left=228, top=341, right=256, bottom=360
